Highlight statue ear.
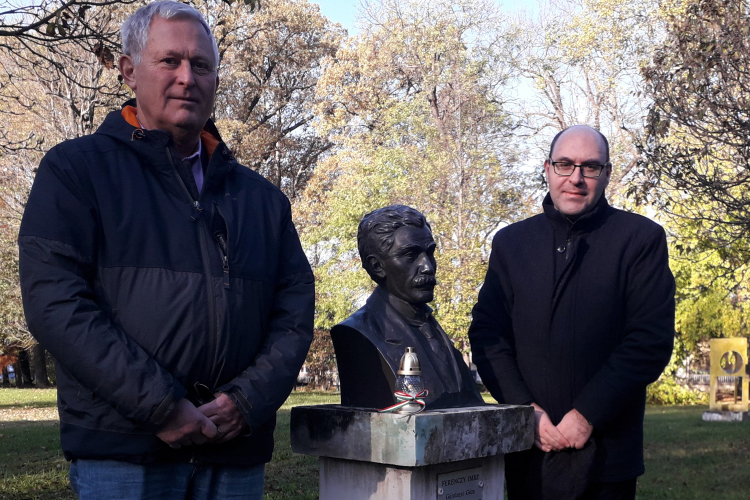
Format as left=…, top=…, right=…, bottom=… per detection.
left=365, top=255, right=387, bottom=281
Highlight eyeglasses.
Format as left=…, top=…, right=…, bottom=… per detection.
left=549, top=160, right=610, bottom=178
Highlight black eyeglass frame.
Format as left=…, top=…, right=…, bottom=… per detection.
left=548, top=159, right=611, bottom=178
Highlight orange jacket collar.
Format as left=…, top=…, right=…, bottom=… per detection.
left=121, top=105, right=220, bottom=158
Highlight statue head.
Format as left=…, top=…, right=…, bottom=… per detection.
left=357, top=205, right=437, bottom=305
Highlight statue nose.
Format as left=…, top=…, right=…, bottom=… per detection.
left=419, top=256, right=435, bottom=274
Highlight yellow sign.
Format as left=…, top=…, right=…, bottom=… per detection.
left=709, top=338, right=749, bottom=412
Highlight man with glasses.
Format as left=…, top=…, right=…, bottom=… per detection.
left=469, top=125, right=675, bottom=499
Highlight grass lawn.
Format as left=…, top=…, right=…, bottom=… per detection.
left=0, top=388, right=69, bottom=500
left=1, top=388, right=748, bottom=499
left=639, top=406, right=750, bottom=499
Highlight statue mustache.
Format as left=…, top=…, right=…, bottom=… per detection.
left=412, top=275, right=436, bottom=287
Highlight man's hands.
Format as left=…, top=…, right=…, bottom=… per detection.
left=156, top=398, right=218, bottom=449
left=557, top=408, right=593, bottom=449
left=532, top=403, right=593, bottom=452
left=532, top=403, right=571, bottom=452
left=197, top=393, right=247, bottom=444
left=156, top=394, right=247, bottom=448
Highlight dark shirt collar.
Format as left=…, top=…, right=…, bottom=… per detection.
left=375, top=285, right=432, bottom=326
left=542, top=192, right=609, bottom=232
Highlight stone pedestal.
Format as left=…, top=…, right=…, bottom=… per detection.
left=290, top=404, right=534, bottom=500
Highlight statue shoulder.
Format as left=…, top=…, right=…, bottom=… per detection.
left=331, top=304, right=382, bottom=341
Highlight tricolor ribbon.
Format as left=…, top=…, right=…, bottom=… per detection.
left=378, top=389, right=429, bottom=414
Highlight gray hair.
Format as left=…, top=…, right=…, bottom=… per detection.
left=121, top=1, right=219, bottom=67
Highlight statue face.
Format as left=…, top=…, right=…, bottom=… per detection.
left=377, top=225, right=437, bottom=305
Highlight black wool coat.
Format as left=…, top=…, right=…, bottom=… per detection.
left=468, top=194, right=675, bottom=481
left=19, top=101, right=314, bottom=466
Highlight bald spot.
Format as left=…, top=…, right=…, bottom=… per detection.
left=550, top=125, right=608, bottom=162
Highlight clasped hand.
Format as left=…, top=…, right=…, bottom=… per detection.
left=532, top=403, right=592, bottom=453
left=156, top=393, right=247, bottom=449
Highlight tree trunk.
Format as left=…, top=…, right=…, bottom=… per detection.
left=1, top=365, right=9, bottom=387
left=17, top=350, right=33, bottom=386
left=32, top=344, right=50, bottom=387
left=12, top=362, right=23, bottom=387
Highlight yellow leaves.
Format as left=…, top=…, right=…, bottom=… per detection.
left=297, top=0, right=532, bottom=334
left=209, top=0, right=345, bottom=195
left=556, top=0, right=657, bottom=64
left=657, top=0, right=696, bottom=21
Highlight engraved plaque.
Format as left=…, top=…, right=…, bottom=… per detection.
left=436, top=467, right=483, bottom=500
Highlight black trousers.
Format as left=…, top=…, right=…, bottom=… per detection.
left=508, top=476, right=637, bottom=500
left=506, top=447, right=637, bottom=500
left=580, top=479, right=637, bottom=500
left=508, top=477, right=636, bottom=500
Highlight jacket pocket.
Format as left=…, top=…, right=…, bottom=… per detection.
left=75, top=380, right=95, bottom=402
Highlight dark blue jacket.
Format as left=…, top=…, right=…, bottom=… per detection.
left=469, top=194, right=674, bottom=481
left=19, top=102, right=314, bottom=465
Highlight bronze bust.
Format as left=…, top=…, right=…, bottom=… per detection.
left=331, top=205, right=484, bottom=410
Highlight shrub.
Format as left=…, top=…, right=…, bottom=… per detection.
left=647, top=376, right=708, bottom=405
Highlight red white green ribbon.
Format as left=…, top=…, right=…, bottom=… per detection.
left=378, top=389, right=429, bottom=414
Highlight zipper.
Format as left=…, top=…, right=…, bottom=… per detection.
left=217, top=234, right=229, bottom=288
left=166, top=148, right=204, bottom=221
left=552, top=217, right=579, bottom=310
left=166, top=148, right=218, bottom=383
left=562, top=216, right=578, bottom=261
left=214, top=205, right=230, bottom=289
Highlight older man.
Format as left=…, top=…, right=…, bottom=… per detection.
left=18, top=2, right=314, bottom=499
left=469, top=125, right=675, bottom=499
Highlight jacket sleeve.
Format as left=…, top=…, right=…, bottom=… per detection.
left=19, top=146, right=187, bottom=431
left=573, top=225, right=675, bottom=427
left=468, top=239, right=535, bottom=406
left=217, top=201, right=314, bottom=432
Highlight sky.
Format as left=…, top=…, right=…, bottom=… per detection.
left=2, top=0, right=540, bottom=37
left=311, top=0, right=359, bottom=33
left=311, top=0, right=540, bottom=35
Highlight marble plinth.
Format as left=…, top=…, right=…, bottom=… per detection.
left=290, top=404, right=534, bottom=500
